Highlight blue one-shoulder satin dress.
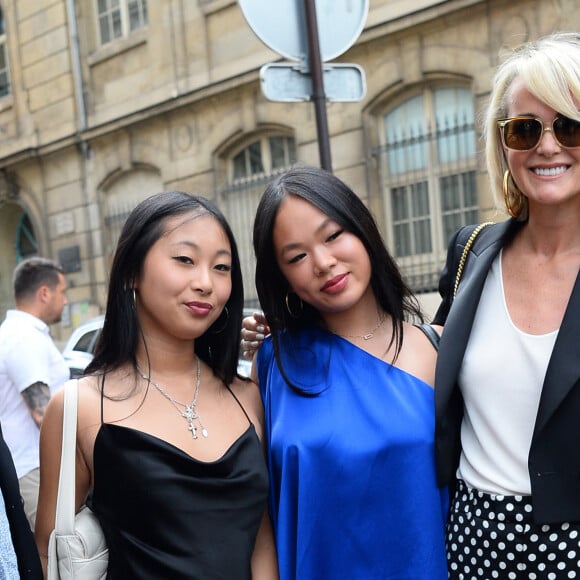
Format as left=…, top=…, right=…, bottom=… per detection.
left=257, top=326, right=448, bottom=580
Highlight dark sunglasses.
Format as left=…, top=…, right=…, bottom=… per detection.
left=497, top=115, right=580, bottom=151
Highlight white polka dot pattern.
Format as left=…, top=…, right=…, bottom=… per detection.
left=447, top=480, right=580, bottom=578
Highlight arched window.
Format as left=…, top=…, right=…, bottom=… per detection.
left=97, top=0, right=148, bottom=45
left=16, top=212, right=38, bottom=261
left=0, top=7, right=11, bottom=97
left=102, top=167, right=162, bottom=262
left=378, top=86, right=478, bottom=291
left=232, top=135, right=296, bottom=181
left=221, top=135, right=296, bottom=306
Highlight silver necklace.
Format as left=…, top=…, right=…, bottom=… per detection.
left=137, top=356, right=208, bottom=439
left=334, top=315, right=386, bottom=341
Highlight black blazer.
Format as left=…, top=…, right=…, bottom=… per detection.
left=433, top=219, right=580, bottom=524
left=0, top=424, right=42, bottom=578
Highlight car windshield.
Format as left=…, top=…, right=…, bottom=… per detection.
left=71, top=328, right=99, bottom=354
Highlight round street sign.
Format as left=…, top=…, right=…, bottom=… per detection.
left=238, top=0, right=369, bottom=63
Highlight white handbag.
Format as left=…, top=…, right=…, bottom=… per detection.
left=47, top=380, right=108, bottom=579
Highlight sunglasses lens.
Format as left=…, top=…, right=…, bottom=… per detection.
left=503, top=118, right=542, bottom=150
left=554, top=116, right=580, bottom=148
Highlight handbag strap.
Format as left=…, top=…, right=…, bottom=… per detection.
left=54, top=380, right=79, bottom=535
left=453, top=222, right=493, bottom=299
left=415, top=323, right=440, bottom=351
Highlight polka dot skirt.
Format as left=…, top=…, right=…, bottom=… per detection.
left=447, top=479, right=580, bottom=579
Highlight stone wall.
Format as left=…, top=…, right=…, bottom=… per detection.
left=0, top=0, right=577, bottom=336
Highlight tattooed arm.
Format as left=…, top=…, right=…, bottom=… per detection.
left=21, top=382, right=51, bottom=428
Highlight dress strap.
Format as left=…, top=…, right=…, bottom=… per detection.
left=225, top=384, right=252, bottom=426
left=100, top=373, right=106, bottom=425
left=415, top=323, right=440, bottom=351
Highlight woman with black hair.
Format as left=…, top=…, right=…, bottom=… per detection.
left=35, top=191, right=278, bottom=579
left=250, top=166, right=448, bottom=579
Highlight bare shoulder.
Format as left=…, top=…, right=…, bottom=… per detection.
left=43, top=385, right=65, bottom=427
left=404, top=322, right=440, bottom=351
left=77, top=374, right=102, bottom=394
left=76, top=374, right=112, bottom=441
left=394, top=322, right=439, bottom=388
left=76, top=375, right=103, bottom=412
left=229, top=376, right=265, bottom=438
left=431, top=323, right=444, bottom=336
left=74, top=375, right=108, bottom=474
left=230, top=376, right=263, bottom=417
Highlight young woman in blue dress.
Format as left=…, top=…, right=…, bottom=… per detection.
left=248, top=165, right=448, bottom=579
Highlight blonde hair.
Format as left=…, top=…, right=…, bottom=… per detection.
left=485, top=32, right=580, bottom=219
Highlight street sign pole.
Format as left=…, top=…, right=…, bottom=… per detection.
left=304, top=0, right=332, bottom=172
left=239, top=0, right=369, bottom=173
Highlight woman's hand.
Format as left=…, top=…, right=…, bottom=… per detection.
left=240, top=312, right=269, bottom=359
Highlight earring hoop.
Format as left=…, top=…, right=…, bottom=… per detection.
left=503, top=169, right=524, bottom=218
left=132, top=288, right=137, bottom=309
left=285, top=291, right=303, bottom=319
left=211, top=306, right=229, bottom=334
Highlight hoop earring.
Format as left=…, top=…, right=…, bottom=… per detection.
left=211, top=306, right=229, bottom=334
left=285, top=291, right=303, bottom=319
left=132, top=288, right=137, bottom=309
left=503, top=169, right=524, bottom=218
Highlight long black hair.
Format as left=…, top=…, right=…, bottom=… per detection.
left=253, top=165, right=422, bottom=393
left=86, top=191, right=244, bottom=386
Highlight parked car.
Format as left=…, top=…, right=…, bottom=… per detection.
left=62, top=315, right=105, bottom=379
left=62, top=311, right=255, bottom=379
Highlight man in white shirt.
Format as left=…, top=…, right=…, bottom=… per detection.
left=0, top=257, right=70, bottom=530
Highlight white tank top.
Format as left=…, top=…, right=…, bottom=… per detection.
left=457, top=251, right=558, bottom=495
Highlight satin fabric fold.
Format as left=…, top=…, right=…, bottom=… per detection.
left=91, top=423, right=268, bottom=579
left=258, top=326, right=448, bottom=579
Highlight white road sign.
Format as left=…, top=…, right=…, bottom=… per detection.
left=239, top=0, right=369, bottom=62
left=260, top=63, right=366, bottom=102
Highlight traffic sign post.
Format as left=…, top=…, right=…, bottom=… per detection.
left=239, top=0, right=369, bottom=172
left=303, top=0, right=331, bottom=171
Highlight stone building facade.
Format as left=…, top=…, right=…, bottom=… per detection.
left=0, top=0, right=577, bottom=340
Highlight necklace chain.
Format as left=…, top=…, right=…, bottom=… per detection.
left=137, top=356, right=208, bottom=439
left=334, top=315, right=386, bottom=341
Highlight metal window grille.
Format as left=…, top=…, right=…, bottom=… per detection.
left=0, top=9, right=10, bottom=97
left=376, top=118, right=479, bottom=293
left=219, top=171, right=287, bottom=308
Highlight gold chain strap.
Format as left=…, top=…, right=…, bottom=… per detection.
left=453, top=222, right=493, bottom=299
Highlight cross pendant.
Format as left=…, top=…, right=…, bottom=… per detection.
left=188, top=420, right=198, bottom=439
